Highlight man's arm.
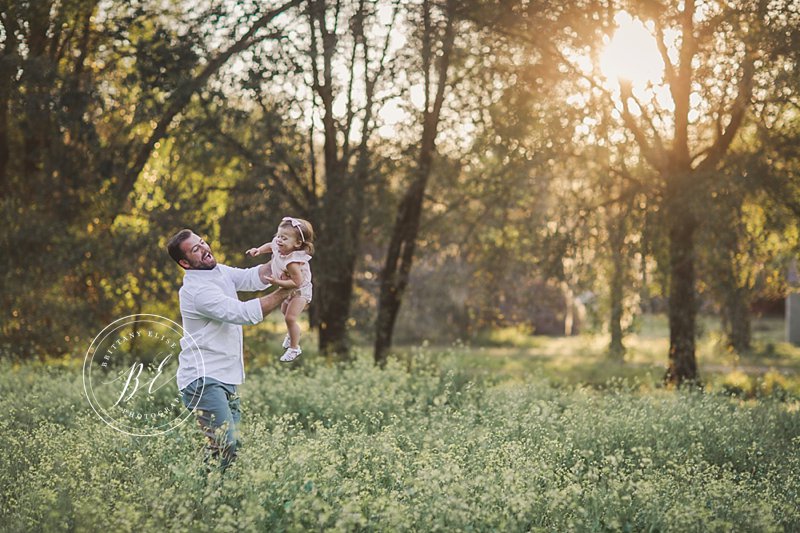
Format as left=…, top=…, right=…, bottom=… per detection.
left=194, top=285, right=266, bottom=325
left=222, top=263, right=271, bottom=293
left=257, top=262, right=274, bottom=286
left=258, top=289, right=289, bottom=316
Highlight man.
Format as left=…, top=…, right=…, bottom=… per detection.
left=167, top=228, right=287, bottom=471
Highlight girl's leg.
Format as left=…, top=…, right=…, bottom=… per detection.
left=280, top=299, right=291, bottom=348
left=284, top=298, right=308, bottom=348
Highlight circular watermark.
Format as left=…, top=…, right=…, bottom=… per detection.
left=83, top=314, right=204, bottom=436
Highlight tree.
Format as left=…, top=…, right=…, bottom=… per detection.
left=0, top=0, right=300, bottom=357
left=547, top=0, right=772, bottom=384
left=307, top=0, right=399, bottom=357
left=373, top=0, right=458, bottom=365
left=189, top=0, right=400, bottom=358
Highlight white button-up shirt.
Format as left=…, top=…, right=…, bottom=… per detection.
left=176, top=264, right=268, bottom=390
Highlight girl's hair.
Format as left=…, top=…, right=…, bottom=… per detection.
left=279, top=217, right=315, bottom=255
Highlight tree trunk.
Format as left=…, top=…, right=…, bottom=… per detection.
left=373, top=0, right=455, bottom=366
left=317, top=131, right=372, bottom=357
left=313, top=140, right=372, bottom=358
left=374, top=168, right=430, bottom=365
left=0, top=0, right=19, bottom=192
left=308, top=0, right=365, bottom=358
left=315, top=193, right=360, bottom=357
left=608, top=210, right=627, bottom=359
left=665, top=206, right=698, bottom=385
left=724, top=286, right=751, bottom=353
left=562, top=281, right=576, bottom=336
left=609, top=256, right=626, bottom=359
left=717, top=212, right=752, bottom=353
left=316, top=261, right=356, bottom=356
left=0, top=53, right=14, bottom=191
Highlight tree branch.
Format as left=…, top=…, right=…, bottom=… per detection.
left=696, top=55, right=755, bottom=173
left=209, top=123, right=309, bottom=214
left=619, top=82, right=666, bottom=172
left=672, top=0, right=696, bottom=165
left=341, top=0, right=365, bottom=167
left=627, top=87, right=667, bottom=156
left=653, top=23, right=677, bottom=90
left=113, top=0, right=302, bottom=220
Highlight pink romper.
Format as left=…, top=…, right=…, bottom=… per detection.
left=268, top=239, right=313, bottom=303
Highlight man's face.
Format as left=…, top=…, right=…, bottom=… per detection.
left=178, top=233, right=217, bottom=270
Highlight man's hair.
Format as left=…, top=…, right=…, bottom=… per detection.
left=167, top=229, right=194, bottom=266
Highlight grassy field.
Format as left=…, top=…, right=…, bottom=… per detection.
left=388, top=314, right=800, bottom=397
left=2, top=315, right=799, bottom=531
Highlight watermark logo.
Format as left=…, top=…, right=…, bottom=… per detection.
left=83, top=314, right=204, bottom=436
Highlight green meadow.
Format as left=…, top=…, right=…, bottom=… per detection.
left=427, top=315, right=800, bottom=397
left=1, top=315, right=799, bottom=531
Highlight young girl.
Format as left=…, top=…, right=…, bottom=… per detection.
left=246, top=217, right=314, bottom=362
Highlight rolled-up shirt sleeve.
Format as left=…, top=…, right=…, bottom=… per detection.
left=192, top=285, right=263, bottom=325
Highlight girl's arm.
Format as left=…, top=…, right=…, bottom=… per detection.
left=246, top=241, right=274, bottom=257
left=266, top=262, right=303, bottom=289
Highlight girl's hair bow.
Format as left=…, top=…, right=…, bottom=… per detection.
left=282, top=217, right=305, bottom=242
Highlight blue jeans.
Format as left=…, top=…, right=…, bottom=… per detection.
left=181, top=377, right=241, bottom=471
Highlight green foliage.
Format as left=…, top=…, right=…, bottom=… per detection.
left=0, top=0, right=206, bottom=357
left=0, top=0, right=302, bottom=359
left=1, top=355, right=798, bottom=531
left=2, top=0, right=800, bottom=388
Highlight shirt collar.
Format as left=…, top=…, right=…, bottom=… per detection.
left=183, top=265, right=222, bottom=282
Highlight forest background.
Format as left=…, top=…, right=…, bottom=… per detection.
left=2, top=0, right=800, bottom=387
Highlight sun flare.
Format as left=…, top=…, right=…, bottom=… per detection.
left=599, top=12, right=664, bottom=89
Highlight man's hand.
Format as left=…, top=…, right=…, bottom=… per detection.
left=265, top=275, right=297, bottom=289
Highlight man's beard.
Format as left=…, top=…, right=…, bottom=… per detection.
left=187, top=254, right=216, bottom=270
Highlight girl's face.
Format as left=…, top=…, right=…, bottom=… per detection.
left=275, top=226, right=302, bottom=254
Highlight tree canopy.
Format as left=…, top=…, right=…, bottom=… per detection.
left=2, top=0, right=799, bottom=385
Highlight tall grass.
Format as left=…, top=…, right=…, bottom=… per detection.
left=406, top=315, right=800, bottom=396
left=1, top=353, right=798, bottom=531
